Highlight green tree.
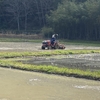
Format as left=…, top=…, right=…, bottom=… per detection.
left=0, top=0, right=5, bottom=29
left=47, top=0, right=80, bottom=39
left=0, top=0, right=62, bottom=31
left=47, top=0, right=100, bottom=40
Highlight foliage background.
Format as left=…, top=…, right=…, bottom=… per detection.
left=0, top=0, right=100, bottom=40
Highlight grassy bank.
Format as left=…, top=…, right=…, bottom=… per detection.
left=0, top=50, right=100, bottom=81
left=0, top=49, right=100, bottom=58
left=0, top=59, right=100, bottom=81
left=0, top=37, right=42, bottom=42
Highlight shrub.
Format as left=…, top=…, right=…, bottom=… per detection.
left=41, top=27, right=54, bottom=38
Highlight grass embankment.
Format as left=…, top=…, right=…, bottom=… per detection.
left=0, top=37, right=42, bottom=42
left=0, top=50, right=100, bottom=80
left=0, top=49, right=100, bottom=58
left=0, top=60, right=100, bottom=80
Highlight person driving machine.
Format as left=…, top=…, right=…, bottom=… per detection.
left=51, top=34, right=58, bottom=45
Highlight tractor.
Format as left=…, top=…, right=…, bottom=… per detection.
left=41, top=40, right=65, bottom=50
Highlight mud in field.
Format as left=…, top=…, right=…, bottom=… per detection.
left=24, top=54, right=100, bottom=71
left=0, top=42, right=100, bottom=100
left=0, top=42, right=41, bottom=51
left=0, top=42, right=100, bottom=71
left=0, top=42, right=100, bottom=51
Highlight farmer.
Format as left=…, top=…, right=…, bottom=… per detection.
left=51, top=34, right=58, bottom=45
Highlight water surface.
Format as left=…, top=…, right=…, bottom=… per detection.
left=0, top=67, right=100, bottom=100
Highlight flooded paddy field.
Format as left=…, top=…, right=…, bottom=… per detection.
left=0, top=67, right=100, bottom=100
left=1, top=42, right=99, bottom=71
left=0, top=42, right=100, bottom=100
left=0, top=42, right=100, bottom=51
left=25, top=53, right=100, bottom=71
left=1, top=42, right=100, bottom=71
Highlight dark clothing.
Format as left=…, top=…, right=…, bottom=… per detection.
left=51, top=37, right=55, bottom=45
left=51, top=34, right=58, bottom=45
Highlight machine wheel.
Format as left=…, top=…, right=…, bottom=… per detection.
left=47, top=46, right=51, bottom=49
left=41, top=46, right=45, bottom=49
left=54, top=44, right=59, bottom=49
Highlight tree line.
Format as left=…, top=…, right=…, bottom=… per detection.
left=47, top=0, right=100, bottom=40
left=0, top=0, right=100, bottom=41
left=0, top=0, right=60, bottom=31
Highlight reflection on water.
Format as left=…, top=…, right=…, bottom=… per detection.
left=74, top=85, right=100, bottom=90
left=0, top=67, right=100, bottom=100
left=0, top=99, right=8, bottom=100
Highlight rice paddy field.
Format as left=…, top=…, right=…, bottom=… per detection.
left=0, top=38, right=100, bottom=80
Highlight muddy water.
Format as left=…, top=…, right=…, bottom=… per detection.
left=26, top=54, right=100, bottom=71
left=0, top=67, right=100, bottom=100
